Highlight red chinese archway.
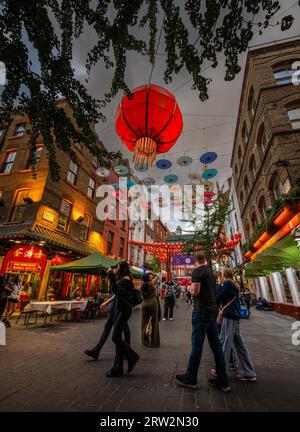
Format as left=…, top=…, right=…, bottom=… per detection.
left=130, top=233, right=242, bottom=276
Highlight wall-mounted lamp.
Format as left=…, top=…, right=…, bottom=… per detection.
left=76, top=216, right=84, bottom=224
left=23, top=197, right=34, bottom=204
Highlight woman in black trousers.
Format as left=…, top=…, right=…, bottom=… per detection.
left=106, top=262, right=139, bottom=377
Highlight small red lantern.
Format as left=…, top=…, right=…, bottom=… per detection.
left=115, top=84, right=183, bottom=169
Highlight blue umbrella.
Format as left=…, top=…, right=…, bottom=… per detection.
left=156, top=159, right=172, bottom=169
left=200, top=152, right=218, bottom=164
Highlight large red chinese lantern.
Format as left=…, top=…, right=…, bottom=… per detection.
left=115, top=84, right=183, bottom=169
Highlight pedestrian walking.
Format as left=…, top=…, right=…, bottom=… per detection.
left=176, top=253, right=230, bottom=392
left=141, top=273, right=161, bottom=348
left=2, top=274, right=22, bottom=328
left=84, top=265, right=130, bottom=360
left=163, top=280, right=176, bottom=321
left=106, top=262, right=139, bottom=377
left=214, top=268, right=256, bottom=382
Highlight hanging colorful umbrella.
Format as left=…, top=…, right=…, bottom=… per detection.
left=200, top=152, right=218, bottom=164
left=134, top=164, right=148, bottom=172
left=114, top=165, right=129, bottom=176
left=96, top=167, right=110, bottom=178
left=126, top=179, right=135, bottom=189
left=188, top=173, right=201, bottom=183
left=177, top=155, right=193, bottom=167
left=156, top=159, right=172, bottom=169
left=142, top=177, right=155, bottom=186
left=115, top=84, right=183, bottom=170
left=202, top=168, right=218, bottom=180
left=164, top=174, right=178, bottom=184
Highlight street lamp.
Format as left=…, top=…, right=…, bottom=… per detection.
left=129, top=224, right=135, bottom=265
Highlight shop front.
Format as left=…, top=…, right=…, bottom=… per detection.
left=0, top=245, right=48, bottom=307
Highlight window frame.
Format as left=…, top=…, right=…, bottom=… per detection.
left=87, top=177, right=96, bottom=199
left=287, top=107, right=300, bottom=130
left=80, top=212, right=92, bottom=241
left=1, top=150, right=17, bottom=174
left=119, top=237, right=125, bottom=258
left=9, top=189, right=29, bottom=222
left=57, top=199, right=73, bottom=232
left=13, top=123, right=26, bottom=137
left=67, top=160, right=79, bottom=185
left=107, top=231, right=114, bottom=254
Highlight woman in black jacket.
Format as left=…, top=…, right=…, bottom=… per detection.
left=107, top=262, right=139, bottom=377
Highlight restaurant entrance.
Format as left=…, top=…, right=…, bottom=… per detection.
left=0, top=245, right=47, bottom=299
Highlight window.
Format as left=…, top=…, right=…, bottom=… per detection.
left=288, top=107, right=300, bottom=130
left=80, top=213, right=92, bottom=241
left=251, top=212, right=258, bottom=229
left=121, top=215, right=126, bottom=230
left=258, top=197, right=267, bottom=221
left=0, top=150, right=16, bottom=174
left=244, top=176, right=250, bottom=196
left=238, top=146, right=242, bottom=161
left=119, top=237, right=125, bottom=258
left=258, top=125, right=268, bottom=153
left=87, top=178, right=96, bottom=199
left=92, top=155, right=98, bottom=168
left=249, top=155, right=257, bottom=180
left=241, top=123, right=248, bottom=148
left=14, top=123, right=26, bottom=137
left=234, top=164, right=239, bottom=179
left=107, top=231, right=114, bottom=254
left=10, top=189, right=29, bottom=222
left=57, top=199, right=72, bottom=232
left=274, top=67, right=296, bottom=86
left=239, top=191, right=244, bottom=206
left=248, top=88, right=256, bottom=119
left=273, top=178, right=283, bottom=200
left=67, top=161, right=78, bottom=185
left=25, top=146, right=43, bottom=170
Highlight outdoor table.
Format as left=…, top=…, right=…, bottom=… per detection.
left=24, top=300, right=88, bottom=315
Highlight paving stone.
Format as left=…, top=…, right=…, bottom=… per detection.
left=0, top=302, right=300, bottom=411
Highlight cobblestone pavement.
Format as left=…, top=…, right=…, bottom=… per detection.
left=0, top=300, right=300, bottom=412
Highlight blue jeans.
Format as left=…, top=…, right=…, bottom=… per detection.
left=186, top=309, right=228, bottom=385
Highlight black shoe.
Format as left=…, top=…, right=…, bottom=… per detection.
left=176, top=374, right=198, bottom=389
left=106, top=370, right=123, bottom=378
left=3, top=319, right=11, bottom=328
left=208, top=378, right=231, bottom=393
left=127, top=353, right=139, bottom=373
left=84, top=345, right=101, bottom=360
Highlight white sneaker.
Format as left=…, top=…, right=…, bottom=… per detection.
left=169, top=318, right=173, bottom=321
left=163, top=318, right=166, bottom=321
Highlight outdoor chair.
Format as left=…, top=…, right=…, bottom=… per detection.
left=15, top=300, right=41, bottom=326
left=80, top=300, right=94, bottom=321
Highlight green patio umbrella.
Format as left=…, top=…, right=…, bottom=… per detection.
left=51, top=252, right=122, bottom=275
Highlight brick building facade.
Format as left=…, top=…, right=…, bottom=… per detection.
left=231, top=38, right=300, bottom=319
left=231, top=38, right=300, bottom=241
left=0, top=100, right=106, bottom=300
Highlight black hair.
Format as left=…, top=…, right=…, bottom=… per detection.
left=116, top=261, right=132, bottom=281
left=13, top=274, right=21, bottom=284
left=0, top=274, right=7, bottom=290
left=142, top=274, right=150, bottom=283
